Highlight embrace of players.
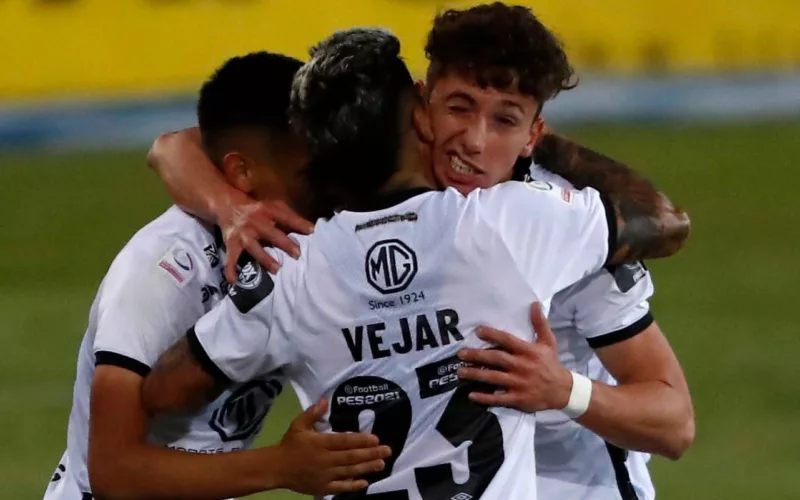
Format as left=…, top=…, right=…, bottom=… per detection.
left=45, top=3, right=694, bottom=500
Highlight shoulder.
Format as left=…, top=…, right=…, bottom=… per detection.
left=549, top=262, right=655, bottom=333
left=474, top=179, right=589, bottom=219
left=103, top=207, right=216, bottom=298
left=527, top=163, right=576, bottom=190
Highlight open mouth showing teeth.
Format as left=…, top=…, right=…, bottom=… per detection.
left=450, top=155, right=476, bottom=175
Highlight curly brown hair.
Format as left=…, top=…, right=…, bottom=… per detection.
left=425, top=2, right=577, bottom=108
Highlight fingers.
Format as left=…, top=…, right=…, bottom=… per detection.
left=328, top=458, right=386, bottom=481
left=243, top=238, right=281, bottom=274
left=290, top=399, right=329, bottom=431
left=468, top=390, right=519, bottom=408
left=323, top=432, right=381, bottom=451
left=265, top=201, right=315, bottom=235
left=530, top=302, right=556, bottom=348
left=253, top=224, right=301, bottom=260
left=323, top=479, right=370, bottom=494
left=458, top=366, right=514, bottom=387
left=458, top=347, right=516, bottom=370
left=224, top=241, right=243, bottom=284
left=476, top=326, right=531, bottom=354
left=329, top=445, right=392, bottom=467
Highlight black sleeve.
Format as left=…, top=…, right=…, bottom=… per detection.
left=586, top=312, right=654, bottom=349
left=186, top=327, right=232, bottom=385
left=95, top=351, right=151, bottom=377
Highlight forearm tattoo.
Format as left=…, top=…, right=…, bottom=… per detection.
left=534, top=133, right=690, bottom=263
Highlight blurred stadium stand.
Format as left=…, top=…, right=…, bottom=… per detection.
left=1, top=0, right=799, bottom=150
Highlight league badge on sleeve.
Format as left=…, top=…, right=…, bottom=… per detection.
left=228, top=259, right=274, bottom=313
left=157, top=242, right=197, bottom=288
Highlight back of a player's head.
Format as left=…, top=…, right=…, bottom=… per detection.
left=289, top=28, right=415, bottom=200
left=425, top=2, right=577, bottom=110
left=197, top=51, right=304, bottom=166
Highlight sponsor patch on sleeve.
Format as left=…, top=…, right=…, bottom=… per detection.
left=157, top=242, right=197, bottom=288
left=608, top=261, right=648, bottom=292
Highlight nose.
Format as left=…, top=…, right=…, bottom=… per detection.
left=461, top=115, right=488, bottom=155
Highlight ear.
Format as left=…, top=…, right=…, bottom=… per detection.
left=221, top=152, right=253, bottom=192
left=415, top=79, right=428, bottom=100
left=521, top=117, right=546, bottom=157
left=412, top=90, right=434, bottom=144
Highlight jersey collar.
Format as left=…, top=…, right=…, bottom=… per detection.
left=348, top=187, right=434, bottom=213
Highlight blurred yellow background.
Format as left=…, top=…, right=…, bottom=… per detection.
left=2, top=0, right=799, bottom=99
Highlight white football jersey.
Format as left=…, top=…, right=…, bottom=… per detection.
left=529, top=165, right=656, bottom=500
left=44, top=206, right=284, bottom=500
left=191, top=182, right=615, bottom=500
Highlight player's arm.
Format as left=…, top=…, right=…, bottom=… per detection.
left=533, top=133, right=690, bottom=263
left=458, top=304, right=694, bottom=460
left=90, top=252, right=387, bottom=498
left=141, top=334, right=227, bottom=415
left=142, top=258, right=285, bottom=415
left=147, top=128, right=314, bottom=281
left=90, top=366, right=388, bottom=499
left=575, top=321, right=695, bottom=460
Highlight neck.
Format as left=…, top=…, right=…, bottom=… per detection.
left=376, top=130, right=435, bottom=197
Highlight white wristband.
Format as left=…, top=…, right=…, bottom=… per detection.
left=563, top=372, right=593, bottom=419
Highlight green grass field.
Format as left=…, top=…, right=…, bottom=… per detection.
left=2, top=121, right=798, bottom=499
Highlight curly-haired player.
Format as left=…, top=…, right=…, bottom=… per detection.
left=141, top=24, right=688, bottom=500
left=144, top=4, right=693, bottom=500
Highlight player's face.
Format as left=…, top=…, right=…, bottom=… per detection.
left=425, top=73, right=543, bottom=194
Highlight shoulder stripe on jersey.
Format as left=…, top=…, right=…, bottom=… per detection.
left=586, top=312, right=654, bottom=349
left=186, top=327, right=232, bottom=385
left=605, top=442, right=640, bottom=500
left=598, top=192, right=618, bottom=266
left=95, top=351, right=150, bottom=377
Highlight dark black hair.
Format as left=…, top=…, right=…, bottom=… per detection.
left=289, top=28, right=414, bottom=200
left=197, top=51, right=304, bottom=165
left=426, top=2, right=576, bottom=109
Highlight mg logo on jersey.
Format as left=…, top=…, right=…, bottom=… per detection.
left=365, top=239, right=418, bottom=294
left=209, top=379, right=283, bottom=442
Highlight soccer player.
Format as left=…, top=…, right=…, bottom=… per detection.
left=146, top=5, right=693, bottom=499
left=141, top=27, right=685, bottom=500
left=43, top=52, right=389, bottom=500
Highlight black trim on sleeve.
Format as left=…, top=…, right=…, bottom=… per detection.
left=598, top=192, right=618, bottom=265
left=95, top=351, right=151, bottom=377
left=587, top=312, right=654, bottom=349
left=186, top=327, right=232, bottom=385
left=605, top=442, right=640, bottom=500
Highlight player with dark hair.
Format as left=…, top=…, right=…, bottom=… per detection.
left=145, top=4, right=693, bottom=499
left=141, top=27, right=685, bottom=500
left=422, top=2, right=576, bottom=192
left=43, top=52, right=389, bottom=500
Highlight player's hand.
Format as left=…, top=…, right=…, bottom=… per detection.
left=217, top=193, right=315, bottom=282
left=274, top=398, right=391, bottom=495
left=457, top=302, right=573, bottom=413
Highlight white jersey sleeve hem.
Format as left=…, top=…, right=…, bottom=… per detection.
left=186, top=326, right=235, bottom=385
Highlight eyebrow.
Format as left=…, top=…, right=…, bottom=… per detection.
left=499, top=99, right=525, bottom=115
left=443, top=91, right=477, bottom=104
left=444, top=91, right=525, bottom=115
